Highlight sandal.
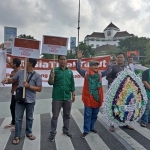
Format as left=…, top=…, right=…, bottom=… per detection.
left=109, top=126, right=115, bottom=132
left=11, top=127, right=15, bottom=132
left=12, top=137, right=20, bottom=145
left=27, top=134, right=36, bottom=140
left=4, top=124, right=14, bottom=129
left=123, top=125, right=134, bottom=130
left=140, top=123, right=146, bottom=127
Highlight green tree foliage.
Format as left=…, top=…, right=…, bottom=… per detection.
left=18, top=34, right=35, bottom=39
left=76, top=41, right=95, bottom=58
left=118, top=36, right=149, bottom=55
left=42, top=54, right=54, bottom=59
left=144, top=42, right=150, bottom=62
left=66, top=51, right=75, bottom=59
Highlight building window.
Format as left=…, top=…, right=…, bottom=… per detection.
left=96, top=44, right=99, bottom=47
left=90, top=39, right=94, bottom=41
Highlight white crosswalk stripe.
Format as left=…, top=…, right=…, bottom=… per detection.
left=71, top=110, right=110, bottom=150
left=98, top=113, right=146, bottom=150
left=0, top=110, right=150, bottom=150
left=22, top=114, right=41, bottom=150
left=51, top=112, right=75, bottom=150
left=0, top=117, right=12, bottom=150
left=132, top=122, right=150, bottom=140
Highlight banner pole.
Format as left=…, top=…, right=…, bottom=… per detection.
left=23, top=57, right=27, bottom=98
left=53, top=55, right=55, bottom=72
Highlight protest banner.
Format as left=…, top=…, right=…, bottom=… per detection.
left=11, top=38, right=41, bottom=98
left=5, top=54, right=110, bottom=87
left=4, top=41, right=12, bottom=49
left=0, top=50, right=6, bottom=87
left=12, top=38, right=41, bottom=58
left=42, top=35, right=68, bottom=55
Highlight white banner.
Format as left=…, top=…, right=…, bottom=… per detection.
left=5, top=69, right=108, bottom=87
left=0, top=50, right=6, bottom=87
left=42, top=35, right=68, bottom=55
left=12, top=38, right=41, bottom=58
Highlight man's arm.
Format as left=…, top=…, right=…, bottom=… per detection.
left=24, top=74, right=42, bottom=92
left=23, top=82, right=42, bottom=92
left=76, top=59, right=87, bottom=77
left=71, top=72, right=75, bottom=102
left=48, top=70, right=55, bottom=85
left=1, top=77, right=16, bottom=86
left=101, top=63, right=112, bottom=77
left=143, top=81, right=150, bottom=90
left=142, top=70, right=150, bottom=90
left=106, top=66, right=114, bottom=85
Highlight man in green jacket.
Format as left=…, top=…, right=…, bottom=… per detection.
left=48, top=55, right=75, bottom=142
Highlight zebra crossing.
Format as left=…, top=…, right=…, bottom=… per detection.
left=0, top=109, right=150, bottom=150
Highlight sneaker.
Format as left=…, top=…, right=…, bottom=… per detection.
left=48, top=134, right=55, bottom=142
left=63, top=132, right=72, bottom=138
left=90, top=129, right=97, bottom=133
left=81, top=132, right=88, bottom=138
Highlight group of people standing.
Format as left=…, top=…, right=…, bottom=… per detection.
left=1, top=42, right=150, bottom=145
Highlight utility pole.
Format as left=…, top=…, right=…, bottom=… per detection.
left=77, top=0, right=80, bottom=51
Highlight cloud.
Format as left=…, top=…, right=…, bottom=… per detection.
left=0, top=0, right=150, bottom=44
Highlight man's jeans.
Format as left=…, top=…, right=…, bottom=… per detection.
left=141, top=100, right=150, bottom=124
left=15, top=102, right=35, bottom=137
left=84, top=105, right=99, bottom=133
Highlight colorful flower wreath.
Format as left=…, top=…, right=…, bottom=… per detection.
left=103, top=68, right=148, bottom=126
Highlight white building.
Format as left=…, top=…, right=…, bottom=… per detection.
left=84, top=22, right=134, bottom=48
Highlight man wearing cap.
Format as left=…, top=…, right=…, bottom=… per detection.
left=76, top=51, right=112, bottom=138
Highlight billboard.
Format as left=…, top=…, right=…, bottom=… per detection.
left=127, top=51, right=139, bottom=58
left=70, top=37, right=76, bottom=49
left=4, top=27, right=17, bottom=42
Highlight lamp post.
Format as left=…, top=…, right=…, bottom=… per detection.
left=77, top=0, right=80, bottom=51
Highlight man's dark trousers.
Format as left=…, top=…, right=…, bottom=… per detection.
left=50, top=99, right=72, bottom=135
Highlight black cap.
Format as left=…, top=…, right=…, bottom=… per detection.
left=89, top=61, right=99, bottom=66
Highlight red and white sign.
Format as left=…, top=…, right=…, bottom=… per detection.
left=4, top=41, right=12, bottom=49
left=42, top=35, right=68, bottom=55
left=12, top=38, right=41, bottom=58
left=5, top=54, right=110, bottom=87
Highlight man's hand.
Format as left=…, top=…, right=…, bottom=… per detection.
left=23, top=81, right=29, bottom=88
left=50, top=72, right=55, bottom=79
left=0, top=43, right=6, bottom=50
left=77, top=50, right=83, bottom=59
left=72, top=95, right=75, bottom=102
left=1, top=78, right=8, bottom=86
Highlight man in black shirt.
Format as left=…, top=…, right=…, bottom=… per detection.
left=140, top=68, right=150, bottom=127
left=106, top=52, right=134, bottom=132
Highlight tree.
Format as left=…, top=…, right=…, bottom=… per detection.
left=66, top=51, right=75, bottom=59
left=42, top=54, right=54, bottom=59
left=144, top=42, right=150, bottom=62
left=118, top=36, right=149, bottom=56
left=76, top=41, right=95, bottom=58
left=18, top=34, right=35, bottom=39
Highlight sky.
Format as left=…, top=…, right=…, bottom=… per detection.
left=0, top=0, right=150, bottom=46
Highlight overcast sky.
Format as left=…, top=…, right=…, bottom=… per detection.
left=0, top=0, right=150, bottom=45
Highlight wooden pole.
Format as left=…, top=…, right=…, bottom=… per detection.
left=53, top=55, right=55, bottom=72
left=23, top=57, right=27, bottom=98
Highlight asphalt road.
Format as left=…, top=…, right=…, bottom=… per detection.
left=0, top=86, right=150, bottom=150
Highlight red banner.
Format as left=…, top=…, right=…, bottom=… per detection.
left=6, top=54, right=110, bottom=71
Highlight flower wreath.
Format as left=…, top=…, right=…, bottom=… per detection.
left=103, top=68, right=148, bottom=126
